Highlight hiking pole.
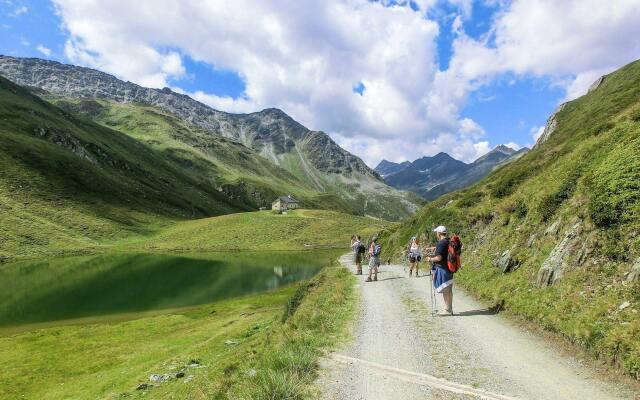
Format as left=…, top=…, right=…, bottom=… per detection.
left=428, top=253, right=437, bottom=316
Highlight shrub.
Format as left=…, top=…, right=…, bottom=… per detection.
left=537, top=171, right=580, bottom=221
left=514, top=202, right=528, bottom=219
left=588, top=121, right=615, bottom=137
left=490, top=167, right=535, bottom=198
left=457, top=190, right=484, bottom=208
left=586, top=137, right=640, bottom=228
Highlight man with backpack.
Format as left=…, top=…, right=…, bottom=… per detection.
left=352, top=235, right=365, bottom=275
left=426, top=226, right=462, bottom=316
left=366, top=237, right=381, bottom=282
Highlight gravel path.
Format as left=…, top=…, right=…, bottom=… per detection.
left=317, top=255, right=637, bottom=400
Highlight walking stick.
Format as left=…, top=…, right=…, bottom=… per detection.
left=428, top=253, right=437, bottom=316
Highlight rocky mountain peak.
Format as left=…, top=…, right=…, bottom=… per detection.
left=0, top=55, right=384, bottom=181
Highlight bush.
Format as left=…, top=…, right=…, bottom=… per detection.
left=514, top=202, right=528, bottom=219
left=588, top=121, right=615, bottom=137
left=457, top=191, right=484, bottom=208
left=586, top=137, right=640, bottom=227
left=490, top=166, right=535, bottom=198
left=537, top=171, right=580, bottom=221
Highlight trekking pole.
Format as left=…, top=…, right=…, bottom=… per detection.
left=428, top=253, right=437, bottom=316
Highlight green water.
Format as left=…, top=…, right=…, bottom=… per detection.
left=0, top=250, right=336, bottom=328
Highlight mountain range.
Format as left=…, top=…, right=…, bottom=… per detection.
left=0, top=55, right=419, bottom=221
left=375, top=145, right=528, bottom=200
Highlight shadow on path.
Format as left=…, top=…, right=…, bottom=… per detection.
left=377, top=276, right=404, bottom=282
left=455, top=301, right=505, bottom=317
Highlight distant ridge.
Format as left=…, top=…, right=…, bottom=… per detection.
left=376, top=145, right=529, bottom=200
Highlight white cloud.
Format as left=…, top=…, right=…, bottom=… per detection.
left=53, top=0, right=491, bottom=165
left=447, top=0, right=640, bottom=100
left=36, top=44, right=52, bottom=57
left=50, top=0, right=640, bottom=167
left=8, top=6, right=27, bottom=17
left=530, top=126, right=544, bottom=142
left=504, top=141, right=521, bottom=151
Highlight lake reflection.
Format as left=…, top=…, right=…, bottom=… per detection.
left=0, top=251, right=336, bottom=328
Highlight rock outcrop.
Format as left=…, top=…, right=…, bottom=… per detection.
left=626, top=259, right=640, bottom=282
left=588, top=75, right=605, bottom=93
left=493, top=250, right=521, bottom=273
left=535, top=103, right=568, bottom=147
left=536, top=223, right=582, bottom=287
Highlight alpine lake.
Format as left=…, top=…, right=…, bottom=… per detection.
left=0, top=250, right=339, bottom=334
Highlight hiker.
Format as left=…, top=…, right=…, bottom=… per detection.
left=426, top=226, right=455, bottom=316
left=366, top=237, right=381, bottom=282
left=352, top=235, right=365, bottom=275
left=407, top=236, right=422, bottom=277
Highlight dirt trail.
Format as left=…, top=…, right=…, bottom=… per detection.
left=317, top=255, right=638, bottom=400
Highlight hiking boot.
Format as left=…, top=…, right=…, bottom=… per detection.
left=373, top=276, right=378, bottom=281
left=365, top=277, right=372, bottom=282
left=436, top=309, right=453, bottom=316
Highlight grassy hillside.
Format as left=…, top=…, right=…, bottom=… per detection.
left=0, top=77, right=379, bottom=261
left=0, top=76, right=240, bottom=260
left=381, top=60, right=640, bottom=379
left=0, top=263, right=357, bottom=399
left=50, top=97, right=359, bottom=215
left=123, top=209, right=388, bottom=253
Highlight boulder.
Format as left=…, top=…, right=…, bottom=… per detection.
left=536, top=223, right=581, bottom=287
left=149, top=371, right=185, bottom=383
left=545, top=218, right=562, bottom=236
left=494, top=250, right=521, bottom=273
left=626, top=259, right=640, bottom=282
left=619, top=301, right=631, bottom=311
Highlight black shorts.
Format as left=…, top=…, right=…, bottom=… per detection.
left=409, top=254, right=422, bottom=263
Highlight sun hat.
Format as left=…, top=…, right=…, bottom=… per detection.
left=411, top=236, right=417, bottom=240
left=433, top=225, right=447, bottom=234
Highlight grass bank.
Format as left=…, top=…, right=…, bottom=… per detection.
left=120, top=209, right=389, bottom=253
left=1, top=209, right=388, bottom=262
left=0, top=262, right=356, bottom=399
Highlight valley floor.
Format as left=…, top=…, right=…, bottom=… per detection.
left=318, top=255, right=639, bottom=400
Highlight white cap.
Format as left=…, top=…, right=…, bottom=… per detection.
left=433, top=225, right=447, bottom=234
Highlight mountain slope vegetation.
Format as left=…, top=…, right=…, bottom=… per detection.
left=0, top=55, right=419, bottom=220
left=0, top=76, right=368, bottom=260
left=381, top=59, right=640, bottom=379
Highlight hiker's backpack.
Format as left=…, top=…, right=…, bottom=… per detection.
left=447, top=235, right=463, bottom=273
left=373, top=244, right=381, bottom=256
left=357, top=243, right=366, bottom=254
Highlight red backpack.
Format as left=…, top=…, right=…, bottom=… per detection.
left=447, top=235, right=463, bottom=273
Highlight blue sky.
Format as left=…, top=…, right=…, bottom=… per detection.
left=2, top=1, right=639, bottom=165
